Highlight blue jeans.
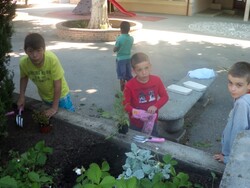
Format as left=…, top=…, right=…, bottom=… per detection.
left=43, top=93, right=75, bottom=112
left=130, top=122, right=159, bottom=137
left=116, top=58, right=133, bottom=81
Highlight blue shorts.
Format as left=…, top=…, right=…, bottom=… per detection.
left=43, top=93, right=75, bottom=112
left=130, top=122, right=158, bottom=137
left=116, top=58, right=133, bottom=81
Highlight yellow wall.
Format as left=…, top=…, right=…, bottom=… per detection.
left=116, top=0, right=189, bottom=16
left=61, top=0, right=234, bottom=16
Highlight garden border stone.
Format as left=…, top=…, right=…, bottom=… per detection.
left=15, top=93, right=225, bottom=176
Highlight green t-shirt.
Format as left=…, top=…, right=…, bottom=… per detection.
left=20, top=51, right=69, bottom=102
left=115, top=34, right=134, bottom=61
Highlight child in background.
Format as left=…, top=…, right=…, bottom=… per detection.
left=214, top=61, right=250, bottom=164
left=123, top=52, right=169, bottom=136
left=113, top=21, right=134, bottom=91
left=17, top=33, right=75, bottom=118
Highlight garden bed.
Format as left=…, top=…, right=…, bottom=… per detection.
left=0, top=109, right=128, bottom=187
left=0, top=106, right=221, bottom=187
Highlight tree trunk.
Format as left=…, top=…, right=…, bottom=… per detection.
left=88, top=0, right=110, bottom=29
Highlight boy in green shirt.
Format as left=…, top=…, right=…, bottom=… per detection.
left=17, top=33, right=75, bottom=117
left=113, top=21, right=134, bottom=91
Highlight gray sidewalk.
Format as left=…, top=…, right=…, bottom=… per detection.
left=10, top=3, right=250, bottom=156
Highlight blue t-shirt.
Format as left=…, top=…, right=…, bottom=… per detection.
left=221, top=94, right=250, bottom=163
left=115, top=34, right=134, bottom=61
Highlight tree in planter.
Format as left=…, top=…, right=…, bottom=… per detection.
left=73, top=0, right=111, bottom=29
left=88, top=0, right=111, bottom=29
left=0, top=0, right=16, bottom=138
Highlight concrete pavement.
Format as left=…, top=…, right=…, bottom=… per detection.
left=11, top=3, right=250, bottom=161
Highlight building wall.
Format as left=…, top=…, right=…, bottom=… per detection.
left=188, top=0, right=212, bottom=15
left=70, top=0, right=80, bottom=4
left=221, top=0, right=233, bottom=9
left=212, top=0, right=233, bottom=9
left=116, top=0, right=188, bottom=16
left=59, top=0, right=234, bottom=16
left=53, top=0, right=79, bottom=3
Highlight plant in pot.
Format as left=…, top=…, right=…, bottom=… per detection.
left=113, top=91, right=129, bottom=134
left=32, top=110, right=52, bottom=133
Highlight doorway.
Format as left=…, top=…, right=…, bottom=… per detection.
left=234, top=0, right=246, bottom=9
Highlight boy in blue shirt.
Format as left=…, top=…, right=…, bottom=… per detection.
left=214, top=62, right=250, bottom=164
left=113, top=21, right=134, bottom=91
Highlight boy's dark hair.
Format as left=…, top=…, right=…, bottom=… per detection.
left=24, top=33, right=45, bottom=50
left=228, top=61, right=250, bottom=83
left=120, top=21, right=130, bottom=34
left=131, top=52, right=150, bottom=68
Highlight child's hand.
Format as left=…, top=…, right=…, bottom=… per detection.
left=113, top=46, right=119, bottom=52
left=44, top=108, right=57, bottom=118
left=147, top=106, right=157, bottom=114
left=213, top=153, right=224, bottom=163
left=132, top=109, right=150, bottom=122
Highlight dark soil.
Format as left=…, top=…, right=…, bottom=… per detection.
left=0, top=109, right=128, bottom=187
left=0, top=108, right=221, bottom=188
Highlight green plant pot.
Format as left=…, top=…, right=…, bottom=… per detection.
left=118, top=124, right=128, bottom=134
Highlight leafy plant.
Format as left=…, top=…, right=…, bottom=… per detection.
left=115, top=176, right=138, bottom=188
left=73, top=161, right=116, bottom=188
left=113, top=91, right=129, bottom=129
left=119, top=143, right=192, bottom=187
left=211, top=171, right=218, bottom=188
left=99, top=91, right=129, bottom=133
left=0, top=140, right=53, bottom=187
left=73, top=143, right=193, bottom=188
left=32, top=110, right=50, bottom=127
left=0, top=0, right=16, bottom=138
left=119, top=143, right=172, bottom=180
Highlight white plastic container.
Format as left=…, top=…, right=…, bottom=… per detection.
left=183, top=81, right=207, bottom=92
left=167, top=84, right=192, bottom=95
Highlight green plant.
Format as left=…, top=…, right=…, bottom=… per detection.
left=74, top=143, right=193, bottom=188
left=0, top=0, right=16, bottom=138
left=211, top=172, right=218, bottom=188
left=0, top=140, right=53, bottom=187
left=115, top=176, right=138, bottom=188
left=113, top=91, right=129, bottom=130
left=99, top=91, right=129, bottom=133
left=119, top=143, right=192, bottom=187
left=32, top=110, right=50, bottom=127
left=119, top=143, right=173, bottom=180
left=73, top=161, right=116, bottom=188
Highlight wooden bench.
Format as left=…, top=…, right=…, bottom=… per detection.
left=157, top=75, right=216, bottom=142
